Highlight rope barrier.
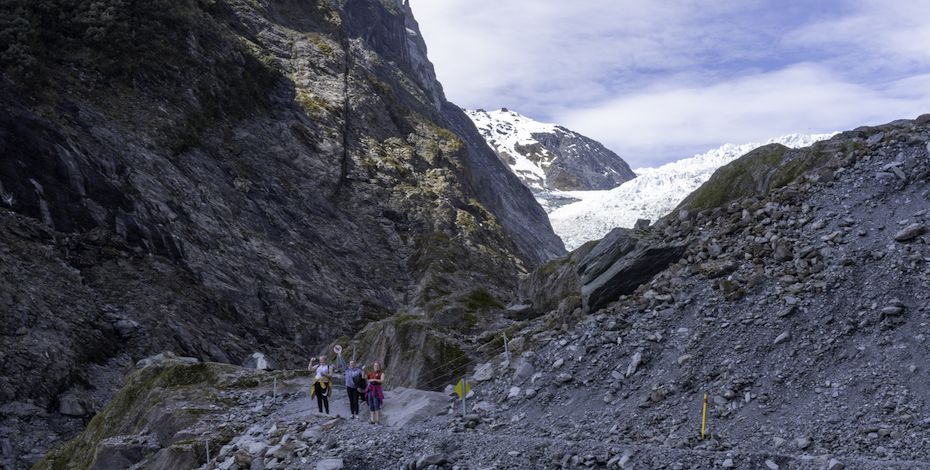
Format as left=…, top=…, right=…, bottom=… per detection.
left=324, top=334, right=513, bottom=393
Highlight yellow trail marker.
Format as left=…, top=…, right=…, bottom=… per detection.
left=455, top=378, right=471, bottom=418
left=701, top=392, right=709, bottom=440
left=454, top=378, right=472, bottom=398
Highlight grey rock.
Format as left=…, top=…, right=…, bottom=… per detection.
left=58, top=393, right=87, bottom=417
left=89, top=436, right=157, bottom=470
left=416, top=453, right=447, bottom=469
left=894, top=223, right=926, bottom=241
left=507, top=336, right=526, bottom=353
left=699, top=259, right=738, bottom=279
left=511, top=358, right=535, bottom=382
left=269, top=441, right=296, bottom=459
left=764, top=459, right=779, bottom=470
left=579, top=228, right=688, bottom=312
left=618, top=451, right=632, bottom=469
left=234, top=450, right=253, bottom=470
left=773, top=242, right=792, bottom=261
left=472, top=362, right=495, bottom=382
left=794, top=436, right=811, bottom=449
left=114, top=319, right=140, bottom=337
left=301, top=428, right=322, bottom=443
left=774, top=332, right=791, bottom=345
left=867, top=132, right=885, bottom=145
left=881, top=305, right=904, bottom=316
left=316, top=458, right=344, bottom=470
left=555, top=373, right=573, bottom=383
left=626, top=352, right=642, bottom=377
left=136, top=352, right=198, bottom=370
left=633, top=219, right=651, bottom=230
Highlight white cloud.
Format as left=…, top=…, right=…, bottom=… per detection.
left=411, top=0, right=930, bottom=166
left=558, top=65, right=930, bottom=167
left=786, top=0, right=930, bottom=73
left=412, top=0, right=754, bottom=112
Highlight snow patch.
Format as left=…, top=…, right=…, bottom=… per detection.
left=466, top=108, right=559, bottom=190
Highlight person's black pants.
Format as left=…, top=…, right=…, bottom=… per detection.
left=346, top=386, right=360, bottom=415
left=314, top=382, right=329, bottom=414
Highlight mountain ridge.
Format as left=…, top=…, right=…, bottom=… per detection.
left=465, top=108, right=636, bottom=192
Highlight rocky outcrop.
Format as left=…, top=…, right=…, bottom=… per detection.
left=535, top=127, right=637, bottom=191
left=0, top=0, right=563, bottom=464
left=577, top=228, right=689, bottom=313
left=516, top=242, right=597, bottom=320
left=679, top=127, right=882, bottom=212
left=517, top=227, right=688, bottom=319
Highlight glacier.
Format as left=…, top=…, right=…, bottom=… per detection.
left=546, top=133, right=837, bottom=250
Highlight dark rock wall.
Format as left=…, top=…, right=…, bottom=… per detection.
left=0, top=0, right=563, bottom=432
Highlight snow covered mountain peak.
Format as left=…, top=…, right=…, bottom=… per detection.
left=466, top=108, right=635, bottom=192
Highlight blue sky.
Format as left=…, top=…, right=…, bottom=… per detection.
left=411, top=0, right=930, bottom=168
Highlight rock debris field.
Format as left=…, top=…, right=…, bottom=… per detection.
left=29, top=119, right=930, bottom=470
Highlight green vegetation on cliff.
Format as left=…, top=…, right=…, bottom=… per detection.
left=683, top=144, right=789, bottom=210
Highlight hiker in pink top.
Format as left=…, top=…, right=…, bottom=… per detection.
left=365, top=361, right=385, bottom=424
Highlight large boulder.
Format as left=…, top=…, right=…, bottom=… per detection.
left=516, top=241, right=597, bottom=317
left=578, top=228, right=688, bottom=313
left=89, top=436, right=158, bottom=470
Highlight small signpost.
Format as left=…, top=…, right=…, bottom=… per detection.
left=455, top=377, right=472, bottom=418
left=333, top=344, right=343, bottom=355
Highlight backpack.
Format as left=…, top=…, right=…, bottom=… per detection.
left=354, top=375, right=367, bottom=391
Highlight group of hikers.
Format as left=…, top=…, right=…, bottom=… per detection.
left=307, top=349, right=385, bottom=424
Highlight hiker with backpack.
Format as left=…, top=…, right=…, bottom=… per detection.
left=307, top=355, right=332, bottom=414
left=366, top=361, right=385, bottom=424
left=336, top=350, right=365, bottom=419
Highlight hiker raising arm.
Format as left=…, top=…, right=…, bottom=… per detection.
left=337, top=350, right=364, bottom=419
left=309, top=355, right=332, bottom=415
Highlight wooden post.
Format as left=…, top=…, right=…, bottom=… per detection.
left=701, top=392, right=708, bottom=440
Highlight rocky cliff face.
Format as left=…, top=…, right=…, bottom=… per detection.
left=33, top=116, right=930, bottom=470
left=466, top=109, right=636, bottom=192
left=0, top=0, right=564, bottom=465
